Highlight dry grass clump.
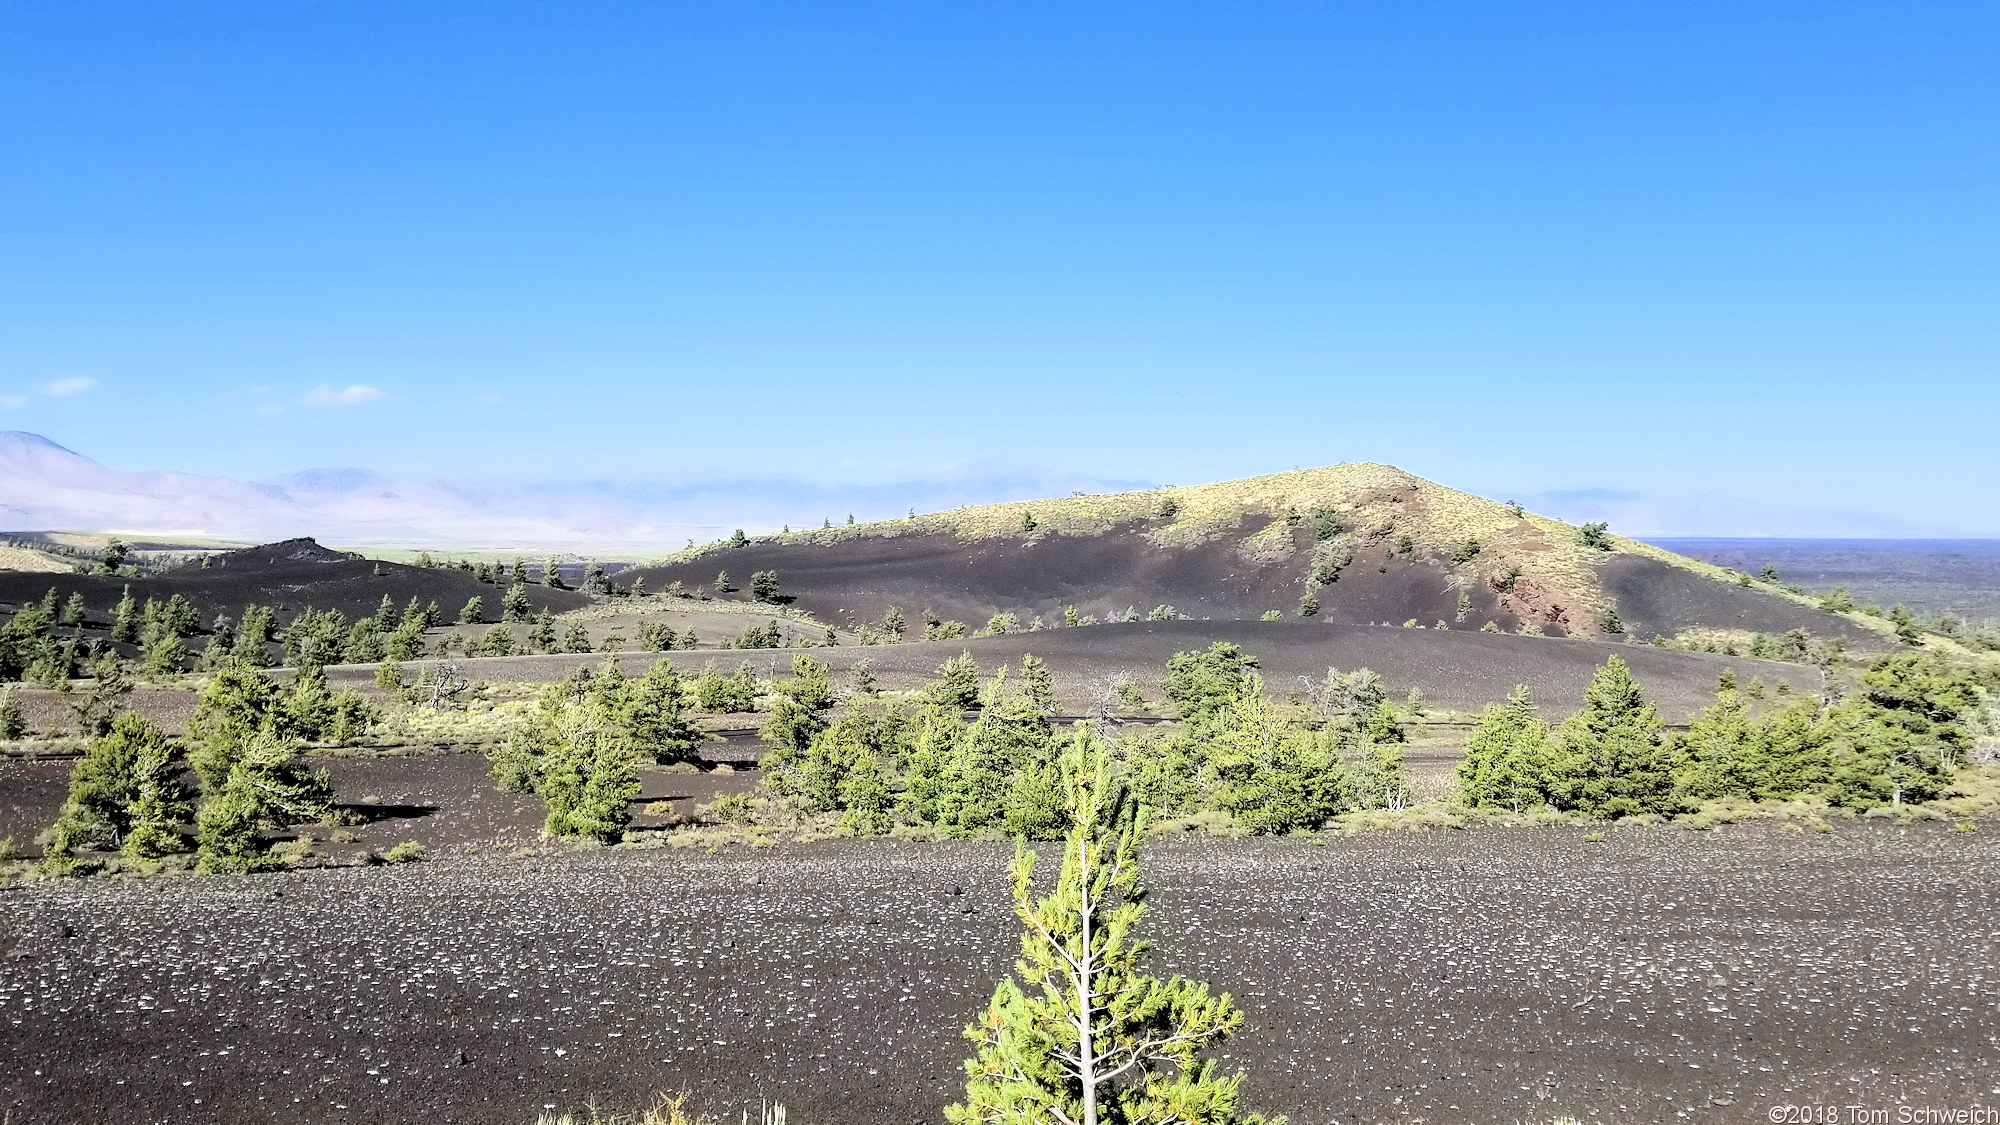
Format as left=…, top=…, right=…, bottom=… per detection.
left=374, top=840, right=427, bottom=864
left=1146, top=810, right=1240, bottom=837
left=1926, top=764, right=2000, bottom=817
left=531, top=1091, right=790, bottom=1125
left=384, top=692, right=534, bottom=746
left=1329, top=805, right=1471, bottom=834
left=1661, top=627, right=1762, bottom=653
left=1675, top=798, right=1843, bottom=832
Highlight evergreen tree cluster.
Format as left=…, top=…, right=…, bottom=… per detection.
left=759, top=654, right=1071, bottom=837
left=924, top=609, right=970, bottom=640
left=1, top=587, right=92, bottom=686
left=40, top=662, right=366, bottom=875
left=488, top=658, right=705, bottom=840
left=261, top=600, right=436, bottom=668
left=722, top=620, right=785, bottom=649
left=855, top=606, right=908, bottom=646
left=639, top=620, right=699, bottom=652
left=754, top=643, right=1409, bottom=839
left=3, top=587, right=242, bottom=687
left=1457, top=653, right=1988, bottom=817
left=1659, top=627, right=1844, bottom=665
left=1126, top=645, right=1409, bottom=831
left=692, top=663, right=760, bottom=713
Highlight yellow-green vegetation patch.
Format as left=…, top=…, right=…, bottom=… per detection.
left=559, top=598, right=823, bottom=626
left=1665, top=627, right=1764, bottom=653
left=383, top=692, right=536, bottom=747
left=1234, top=518, right=1298, bottom=565
left=0, top=545, right=75, bottom=573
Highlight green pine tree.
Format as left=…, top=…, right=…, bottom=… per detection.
left=480, top=624, right=516, bottom=656
left=621, top=658, right=708, bottom=763
left=760, top=654, right=835, bottom=759
left=1204, top=677, right=1351, bottom=832
left=536, top=710, right=640, bottom=841
left=1455, top=685, right=1551, bottom=811
left=947, top=730, right=1279, bottom=1125
left=503, top=582, right=532, bottom=622
left=195, top=728, right=334, bottom=873
left=233, top=606, right=276, bottom=665
left=111, top=586, right=140, bottom=643
left=141, top=627, right=189, bottom=680
left=43, top=713, right=182, bottom=869
left=458, top=597, right=484, bottom=625
left=1160, top=642, right=1256, bottom=725
left=188, top=665, right=284, bottom=793
left=1672, top=684, right=1760, bottom=802
left=121, top=730, right=193, bottom=860
left=1542, top=656, right=1682, bottom=818
left=925, top=652, right=983, bottom=710
left=1890, top=605, right=1923, bottom=646
left=1020, top=654, right=1058, bottom=713
left=97, top=537, right=129, bottom=574
left=0, top=687, right=20, bottom=740
left=376, top=656, right=405, bottom=693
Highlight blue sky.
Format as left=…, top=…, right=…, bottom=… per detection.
left=2, top=2, right=1996, bottom=534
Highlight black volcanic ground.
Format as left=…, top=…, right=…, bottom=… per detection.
left=631, top=527, right=1881, bottom=647
left=323, top=621, right=1825, bottom=721
left=3, top=823, right=1992, bottom=1125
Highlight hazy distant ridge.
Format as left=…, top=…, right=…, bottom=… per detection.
left=0, top=431, right=1142, bottom=550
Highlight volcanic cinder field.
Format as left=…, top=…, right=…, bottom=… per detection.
left=3, top=820, right=1996, bottom=1125
left=5, top=465, right=1997, bottom=1125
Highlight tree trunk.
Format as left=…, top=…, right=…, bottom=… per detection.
left=1076, top=842, right=1098, bottom=1125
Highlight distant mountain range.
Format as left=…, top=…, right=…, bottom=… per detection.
left=0, top=431, right=1144, bottom=551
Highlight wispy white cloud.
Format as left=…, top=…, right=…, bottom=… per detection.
left=302, top=384, right=386, bottom=407
left=0, top=394, right=26, bottom=409
left=42, top=377, right=97, bottom=397
left=256, top=403, right=286, bottom=415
